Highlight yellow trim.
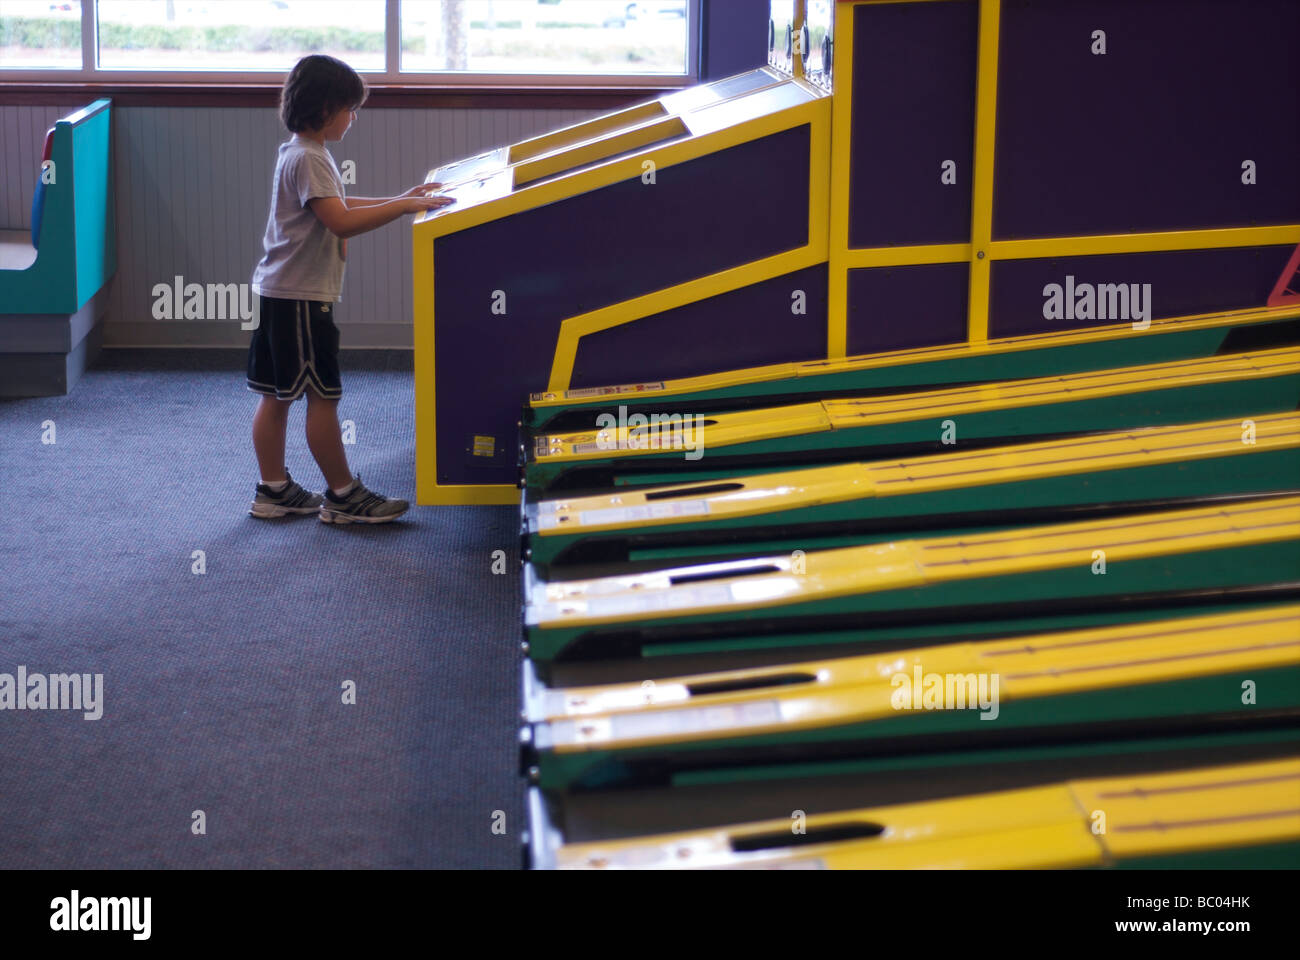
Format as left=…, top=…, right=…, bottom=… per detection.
left=557, top=784, right=1098, bottom=869
left=820, top=348, right=1300, bottom=424
left=845, top=243, right=972, bottom=267
left=424, top=484, right=518, bottom=506
left=412, top=207, right=437, bottom=504
left=508, top=101, right=668, bottom=164
left=967, top=0, right=1000, bottom=343
left=837, top=224, right=1300, bottom=269
left=529, top=364, right=796, bottom=406
left=1079, top=759, right=1300, bottom=859
left=527, top=495, right=1300, bottom=627
left=538, top=401, right=831, bottom=461
left=512, top=116, right=690, bottom=189
left=545, top=252, right=822, bottom=394
left=549, top=757, right=1300, bottom=870
left=413, top=200, right=525, bottom=505
left=414, top=79, right=823, bottom=240
left=534, top=605, right=1300, bottom=752
left=827, top=0, right=854, bottom=357
left=532, top=412, right=1300, bottom=535
left=990, top=225, right=1300, bottom=260
left=544, top=95, right=832, bottom=392
left=534, top=346, right=1300, bottom=462
left=528, top=302, right=1299, bottom=408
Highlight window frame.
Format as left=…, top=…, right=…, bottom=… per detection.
left=0, top=0, right=700, bottom=91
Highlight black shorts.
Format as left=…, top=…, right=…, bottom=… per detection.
left=246, top=296, right=342, bottom=400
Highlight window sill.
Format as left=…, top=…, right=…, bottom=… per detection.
left=0, top=80, right=682, bottom=109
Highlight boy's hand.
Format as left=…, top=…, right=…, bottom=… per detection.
left=402, top=193, right=455, bottom=214
left=403, top=183, right=442, bottom=198
left=310, top=193, right=453, bottom=238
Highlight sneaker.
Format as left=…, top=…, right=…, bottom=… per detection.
left=319, top=474, right=409, bottom=524
left=250, top=471, right=324, bottom=518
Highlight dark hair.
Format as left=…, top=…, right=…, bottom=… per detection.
left=279, top=55, right=368, bottom=133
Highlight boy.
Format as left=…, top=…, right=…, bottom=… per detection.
left=247, top=54, right=453, bottom=523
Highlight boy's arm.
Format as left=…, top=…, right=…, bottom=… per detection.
left=309, top=194, right=450, bottom=240
left=342, top=184, right=444, bottom=208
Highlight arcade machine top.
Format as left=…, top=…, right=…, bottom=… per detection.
left=418, top=3, right=832, bottom=220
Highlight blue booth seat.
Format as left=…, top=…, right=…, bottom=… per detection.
left=0, top=99, right=116, bottom=396
left=32, top=127, right=55, bottom=249
left=0, top=128, right=51, bottom=273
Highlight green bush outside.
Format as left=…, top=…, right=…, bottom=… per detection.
left=2, top=16, right=387, bottom=54
left=1, top=16, right=81, bottom=49
left=1, top=16, right=651, bottom=55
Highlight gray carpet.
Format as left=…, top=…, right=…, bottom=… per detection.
left=0, top=349, right=523, bottom=868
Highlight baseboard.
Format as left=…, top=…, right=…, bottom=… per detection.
left=98, top=346, right=414, bottom=372
left=103, top=319, right=415, bottom=349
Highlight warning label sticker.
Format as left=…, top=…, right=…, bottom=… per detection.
left=537, top=498, right=709, bottom=531
left=581, top=499, right=709, bottom=526
left=585, top=582, right=734, bottom=618
left=563, top=382, right=666, bottom=399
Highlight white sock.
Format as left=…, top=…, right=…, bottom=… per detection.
left=331, top=478, right=357, bottom=497
left=262, top=478, right=289, bottom=492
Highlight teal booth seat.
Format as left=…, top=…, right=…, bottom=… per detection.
left=0, top=99, right=116, bottom=396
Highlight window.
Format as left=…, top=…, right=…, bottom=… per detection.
left=96, top=1, right=387, bottom=72
left=401, top=1, right=690, bottom=76
left=1, top=0, right=84, bottom=69
left=0, top=0, right=697, bottom=84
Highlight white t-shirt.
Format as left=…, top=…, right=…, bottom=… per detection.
left=251, top=135, right=346, bottom=302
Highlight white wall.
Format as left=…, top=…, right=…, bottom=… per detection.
left=1, top=102, right=597, bottom=347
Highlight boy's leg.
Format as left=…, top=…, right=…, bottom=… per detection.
left=309, top=386, right=410, bottom=525
left=299, top=303, right=408, bottom=524
left=247, top=296, right=327, bottom=517
left=249, top=393, right=322, bottom=517
left=252, top=394, right=293, bottom=482
left=305, top=386, right=353, bottom=491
